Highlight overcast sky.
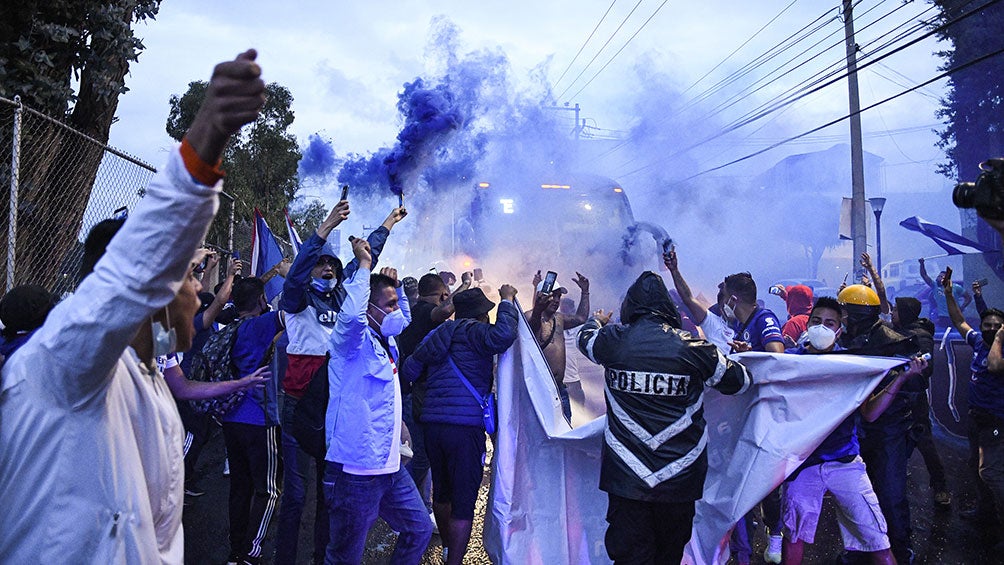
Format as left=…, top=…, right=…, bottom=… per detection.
left=103, top=0, right=963, bottom=285
left=110, top=0, right=949, bottom=185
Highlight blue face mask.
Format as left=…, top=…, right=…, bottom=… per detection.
left=311, top=277, right=337, bottom=293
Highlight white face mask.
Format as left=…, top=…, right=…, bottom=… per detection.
left=806, top=324, right=837, bottom=350
left=722, top=297, right=737, bottom=322
left=370, top=304, right=407, bottom=337
left=151, top=306, right=177, bottom=357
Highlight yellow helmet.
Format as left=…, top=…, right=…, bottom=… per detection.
left=838, top=284, right=880, bottom=306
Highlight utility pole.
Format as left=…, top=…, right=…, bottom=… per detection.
left=543, top=102, right=582, bottom=139
left=843, top=0, right=868, bottom=278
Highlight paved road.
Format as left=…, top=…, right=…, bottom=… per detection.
left=183, top=420, right=991, bottom=564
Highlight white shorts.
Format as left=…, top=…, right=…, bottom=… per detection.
left=782, top=456, right=890, bottom=552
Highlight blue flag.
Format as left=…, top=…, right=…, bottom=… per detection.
left=899, top=216, right=996, bottom=255
left=251, top=208, right=286, bottom=301
left=284, top=207, right=302, bottom=256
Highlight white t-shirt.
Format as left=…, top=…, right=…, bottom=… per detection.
left=700, top=312, right=735, bottom=355
left=563, top=328, right=581, bottom=383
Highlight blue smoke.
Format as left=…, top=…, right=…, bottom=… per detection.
left=336, top=17, right=514, bottom=197
left=298, top=134, right=338, bottom=179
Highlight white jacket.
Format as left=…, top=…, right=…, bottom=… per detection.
left=0, top=145, right=219, bottom=564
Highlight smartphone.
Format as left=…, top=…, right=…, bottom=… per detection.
left=112, top=206, right=128, bottom=220
left=661, top=239, right=674, bottom=256
left=541, top=271, right=557, bottom=294
left=978, top=278, right=990, bottom=288
left=473, top=268, right=483, bottom=282
left=340, top=185, right=349, bottom=201
left=398, top=192, right=404, bottom=208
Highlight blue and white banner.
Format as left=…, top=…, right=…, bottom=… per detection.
left=250, top=208, right=285, bottom=302
left=284, top=208, right=302, bottom=256
left=900, top=215, right=996, bottom=255
left=485, top=309, right=905, bottom=564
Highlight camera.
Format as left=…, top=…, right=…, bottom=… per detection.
left=953, top=158, right=1004, bottom=220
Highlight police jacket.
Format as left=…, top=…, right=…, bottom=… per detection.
left=577, top=272, right=752, bottom=503
left=400, top=301, right=518, bottom=427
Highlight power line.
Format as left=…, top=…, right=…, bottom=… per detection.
left=709, top=0, right=916, bottom=127
left=680, top=3, right=849, bottom=112
left=552, top=0, right=619, bottom=90
left=609, top=2, right=897, bottom=172
left=679, top=0, right=801, bottom=97
left=651, top=0, right=983, bottom=170
left=566, top=0, right=674, bottom=100
left=630, top=43, right=1004, bottom=184
left=715, top=3, right=941, bottom=137
left=594, top=3, right=844, bottom=162
left=555, top=0, right=645, bottom=101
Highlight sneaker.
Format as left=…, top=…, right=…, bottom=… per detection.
left=430, top=511, right=439, bottom=535
left=934, top=490, right=951, bottom=508
left=764, top=534, right=783, bottom=564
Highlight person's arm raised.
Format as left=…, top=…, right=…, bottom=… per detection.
left=664, top=249, right=708, bottom=325
left=30, top=50, right=265, bottom=400
left=943, top=267, right=972, bottom=336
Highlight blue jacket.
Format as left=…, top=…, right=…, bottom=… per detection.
left=280, top=227, right=388, bottom=357
left=401, top=301, right=518, bottom=427
left=325, top=267, right=412, bottom=469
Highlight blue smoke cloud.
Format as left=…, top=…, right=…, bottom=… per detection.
left=298, top=134, right=338, bottom=179
left=336, top=17, right=516, bottom=197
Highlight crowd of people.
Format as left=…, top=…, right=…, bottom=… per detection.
left=2, top=48, right=1004, bottom=565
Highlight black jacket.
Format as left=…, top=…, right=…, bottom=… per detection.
left=577, top=272, right=752, bottom=503
left=838, top=319, right=921, bottom=428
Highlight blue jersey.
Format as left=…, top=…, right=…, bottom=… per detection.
left=224, top=312, right=284, bottom=426
left=731, top=307, right=784, bottom=351
left=966, top=329, right=1004, bottom=420
left=786, top=343, right=859, bottom=463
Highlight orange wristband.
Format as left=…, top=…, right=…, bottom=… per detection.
left=180, top=137, right=226, bottom=186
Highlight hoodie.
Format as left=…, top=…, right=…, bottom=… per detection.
left=577, top=272, right=752, bottom=502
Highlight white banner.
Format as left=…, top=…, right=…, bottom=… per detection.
left=485, top=313, right=906, bottom=564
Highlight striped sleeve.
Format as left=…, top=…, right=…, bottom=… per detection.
left=577, top=318, right=605, bottom=364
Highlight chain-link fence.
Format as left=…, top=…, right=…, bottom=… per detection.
left=0, top=96, right=242, bottom=297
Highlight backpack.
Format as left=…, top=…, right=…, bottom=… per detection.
left=188, top=320, right=249, bottom=417
left=291, top=357, right=329, bottom=460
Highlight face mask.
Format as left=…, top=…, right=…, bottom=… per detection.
left=311, top=277, right=337, bottom=293
left=151, top=307, right=177, bottom=358
left=846, top=311, right=876, bottom=331
left=984, top=330, right=999, bottom=347
left=370, top=304, right=407, bottom=337
left=722, top=298, right=737, bottom=322
left=805, top=324, right=837, bottom=350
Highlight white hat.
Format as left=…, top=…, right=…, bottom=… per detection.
left=536, top=280, right=567, bottom=294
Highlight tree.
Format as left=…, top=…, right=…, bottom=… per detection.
left=0, top=0, right=161, bottom=289
left=166, top=81, right=302, bottom=251
left=932, top=1, right=1004, bottom=282
left=288, top=198, right=328, bottom=238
